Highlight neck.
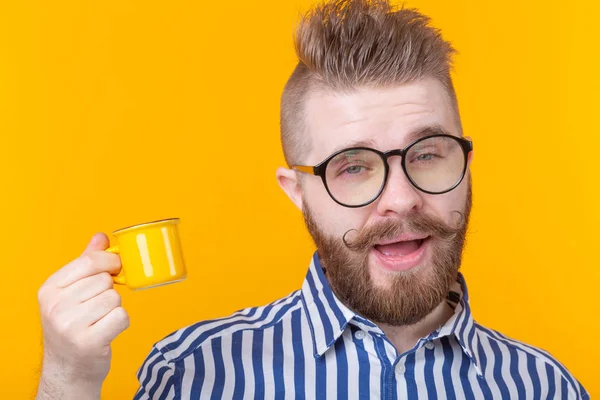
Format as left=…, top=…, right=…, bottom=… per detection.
left=378, top=279, right=462, bottom=355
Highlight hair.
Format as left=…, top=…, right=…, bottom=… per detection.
left=280, top=0, right=460, bottom=166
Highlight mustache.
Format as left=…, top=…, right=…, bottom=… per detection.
left=343, top=210, right=467, bottom=252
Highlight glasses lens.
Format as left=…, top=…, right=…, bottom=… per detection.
left=325, top=148, right=385, bottom=206
left=405, top=136, right=466, bottom=193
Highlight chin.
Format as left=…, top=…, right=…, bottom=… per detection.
left=367, top=256, right=430, bottom=292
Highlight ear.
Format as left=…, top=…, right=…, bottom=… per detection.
left=276, top=167, right=304, bottom=211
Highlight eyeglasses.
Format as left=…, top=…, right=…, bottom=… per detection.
left=292, top=134, right=473, bottom=208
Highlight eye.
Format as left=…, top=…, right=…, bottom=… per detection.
left=416, top=153, right=435, bottom=161
left=345, top=165, right=364, bottom=174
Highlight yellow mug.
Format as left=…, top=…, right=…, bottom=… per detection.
left=105, top=218, right=187, bottom=290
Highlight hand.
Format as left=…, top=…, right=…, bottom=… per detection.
left=36, top=233, right=130, bottom=399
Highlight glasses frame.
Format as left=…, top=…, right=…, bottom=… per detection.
left=292, top=134, right=473, bottom=208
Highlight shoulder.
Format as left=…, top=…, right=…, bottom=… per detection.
left=474, top=323, right=589, bottom=399
left=150, top=289, right=303, bottom=364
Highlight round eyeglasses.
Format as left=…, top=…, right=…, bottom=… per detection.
left=291, top=134, right=473, bottom=208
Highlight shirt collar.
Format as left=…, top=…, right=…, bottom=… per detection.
left=431, top=272, right=483, bottom=376
left=300, top=251, right=483, bottom=375
left=300, top=252, right=356, bottom=357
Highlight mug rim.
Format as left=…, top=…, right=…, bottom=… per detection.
left=112, top=217, right=180, bottom=235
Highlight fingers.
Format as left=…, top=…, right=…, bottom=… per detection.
left=64, top=272, right=115, bottom=303
left=43, top=233, right=117, bottom=289
left=40, top=285, right=124, bottom=334
left=49, top=251, right=122, bottom=289
left=82, top=233, right=110, bottom=255
left=79, top=289, right=122, bottom=326
left=88, top=306, right=130, bottom=347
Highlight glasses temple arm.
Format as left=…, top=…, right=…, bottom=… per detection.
left=291, top=165, right=316, bottom=175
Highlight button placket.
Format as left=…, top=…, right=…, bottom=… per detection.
left=395, top=362, right=406, bottom=374
left=354, top=330, right=366, bottom=340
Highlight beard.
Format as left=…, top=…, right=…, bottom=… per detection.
left=303, top=184, right=472, bottom=327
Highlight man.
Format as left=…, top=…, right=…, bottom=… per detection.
left=36, top=0, right=589, bottom=398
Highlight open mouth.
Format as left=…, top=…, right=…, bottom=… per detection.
left=371, top=236, right=430, bottom=272
left=373, top=238, right=427, bottom=257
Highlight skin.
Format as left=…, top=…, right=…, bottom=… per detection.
left=36, top=233, right=129, bottom=400
left=277, top=77, right=473, bottom=353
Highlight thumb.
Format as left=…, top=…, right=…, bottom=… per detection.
left=82, top=232, right=110, bottom=254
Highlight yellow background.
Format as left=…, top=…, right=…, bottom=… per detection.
left=0, top=0, right=597, bottom=398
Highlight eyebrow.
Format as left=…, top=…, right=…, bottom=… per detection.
left=327, top=124, right=455, bottom=156
left=329, top=138, right=377, bottom=155
left=404, top=125, right=455, bottom=144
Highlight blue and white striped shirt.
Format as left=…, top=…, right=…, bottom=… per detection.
left=134, top=252, right=589, bottom=399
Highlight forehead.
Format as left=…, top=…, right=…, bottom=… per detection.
left=303, top=78, right=459, bottom=164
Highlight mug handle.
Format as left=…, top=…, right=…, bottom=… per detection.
left=105, top=245, right=127, bottom=285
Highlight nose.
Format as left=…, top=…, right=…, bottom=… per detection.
left=375, top=158, right=423, bottom=217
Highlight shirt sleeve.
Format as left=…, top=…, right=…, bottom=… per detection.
left=133, top=345, right=177, bottom=400
left=576, top=379, right=590, bottom=400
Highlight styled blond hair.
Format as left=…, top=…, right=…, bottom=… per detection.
left=280, top=0, right=459, bottom=165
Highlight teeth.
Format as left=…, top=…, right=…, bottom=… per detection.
left=375, top=237, right=428, bottom=246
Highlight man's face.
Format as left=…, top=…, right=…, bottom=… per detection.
left=279, top=77, right=472, bottom=326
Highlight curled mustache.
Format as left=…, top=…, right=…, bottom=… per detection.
left=342, top=210, right=467, bottom=252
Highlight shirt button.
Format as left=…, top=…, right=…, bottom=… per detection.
left=395, top=363, right=406, bottom=374
left=354, top=330, right=366, bottom=340
left=425, top=342, right=435, bottom=350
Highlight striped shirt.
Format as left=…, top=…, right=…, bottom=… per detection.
left=133, top=252, right=589, bottom=399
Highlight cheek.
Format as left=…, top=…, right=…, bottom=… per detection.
left=314, top=204, right=364, bottom=236
left=303, top=178, right=332, bottom=212
left=304, top=181, right=372, bottom=236
left=423, top=178, right=470, bottom=223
